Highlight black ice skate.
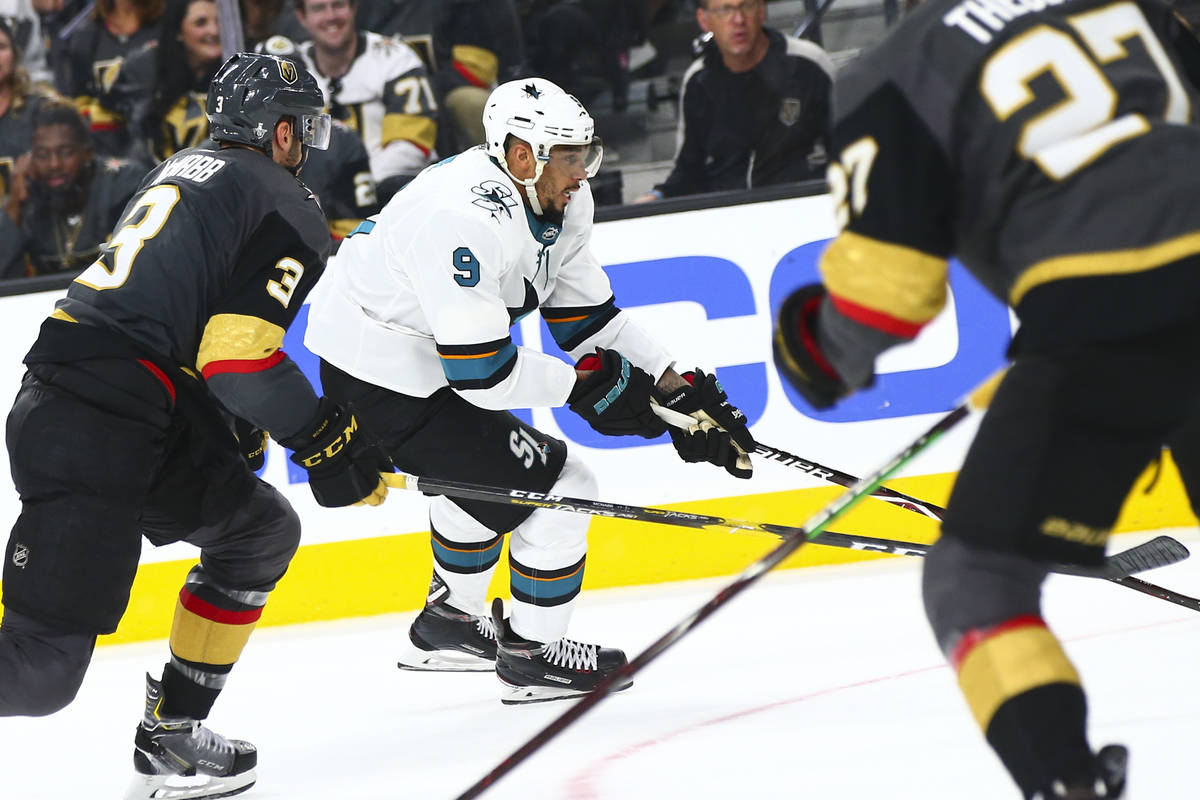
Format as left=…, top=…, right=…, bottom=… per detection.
left=490, top=598, right=633, bottom=705
left=397, top=573, right=497, bottom=672
left=124, top=674, right=257, bottom=800
left=1031, top=744, right=1128, bottom=799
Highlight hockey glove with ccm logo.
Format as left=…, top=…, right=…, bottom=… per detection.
left=773, top=284, right=851, bottom=410
left=281, top=399, right=394, bottom=507
left=653, top=370, right=755, bottom=479
left=569, top=348, right=668, bottom=439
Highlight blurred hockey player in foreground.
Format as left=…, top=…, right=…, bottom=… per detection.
left=774, top=0, right=1200, bottom=796
left=306, top=77, right=755, bottom=704
left=0, top=52, right=390, bottom=799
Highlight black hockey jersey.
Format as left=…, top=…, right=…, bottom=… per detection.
left=100, top=46, right=212, bottom=163
left=814, top=0, right=1200, bottom=386
left=56, top=19, right=160, bottom=141
left=299, top=120, right=379, bottom=243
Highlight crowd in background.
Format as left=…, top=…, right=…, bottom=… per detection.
left=0, top=0, right=835, bottom=279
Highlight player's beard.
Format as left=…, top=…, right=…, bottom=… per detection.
left=284, top=136, right=306, bottom=176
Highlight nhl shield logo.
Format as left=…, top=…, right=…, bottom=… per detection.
left=779, top=98, right=802, bottom=127
left=11, top=542, right=29, bottom=569
left=278, top=59, right=298, bottom=85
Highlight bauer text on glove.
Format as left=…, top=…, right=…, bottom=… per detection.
left=568, top=348, right=668, bottom=439
left=653, top=368, right=755, bottom=479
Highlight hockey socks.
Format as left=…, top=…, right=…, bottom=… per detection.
left=162, top=566, right=267, bottom=720
left=951, top=614, right=1095, bottom=796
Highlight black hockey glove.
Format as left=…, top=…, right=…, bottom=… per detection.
left=568, top=348, right=668, bottom=439
left=233, top=417, right=268, bottom=471
left=773, top=284, right=851, bottom=410
left=281, top=399, right=393, bottom=507
left=653, top=369, right=756, bottom=479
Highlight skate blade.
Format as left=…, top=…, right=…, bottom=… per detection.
left=397, top=642, right=495, bottom=672
left=497, top=676, right=634, bottom=705
left=123, top=769, right=256, bottom=800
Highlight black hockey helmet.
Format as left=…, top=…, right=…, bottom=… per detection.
left=206, top=52, right=330, bottom=154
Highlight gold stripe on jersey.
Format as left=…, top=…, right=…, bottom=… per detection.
left=956, top=622, right=1080, bottom=731
left=1011, top=229, right=1200, bottom=305
left=329, top=218, right=361, bottom=240
left=452, top=44, right=499, bottom=87
left=381, top=113, right=437, bottom=152
left=820, top=231, right=949, bottom=324
left=195, top=313, right=285, bottom=374
left=49, top=308, right=78, bottom=323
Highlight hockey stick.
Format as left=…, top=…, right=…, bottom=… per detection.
left=451, top=394, right=978, bottom=800
left=650, top=404, right=1196, bottom=605
left=378, top=473, right=1186, bottom=581
left=651, top=402, right=943, bottom=519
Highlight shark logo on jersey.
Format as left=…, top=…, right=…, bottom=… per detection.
left=472, top=180, right=517, bottom=220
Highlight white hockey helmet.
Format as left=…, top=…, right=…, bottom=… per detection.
left=483, top=77, right=603, bottom=215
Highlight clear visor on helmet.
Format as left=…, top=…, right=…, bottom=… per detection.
left=543, top=137, right=604, bottom=178
left=300, top=112, right=332, bottom=150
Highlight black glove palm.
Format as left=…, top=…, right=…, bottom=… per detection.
left=281, top=399, right=392, bottom=507
left=568, top=348, right=667, bottom=439
left=653, top=369, right=755, bottom=479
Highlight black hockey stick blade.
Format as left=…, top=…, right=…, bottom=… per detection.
left=1047, top=535, right=1190, bottom=579
left=1109, top=574, right=1200, bottom=611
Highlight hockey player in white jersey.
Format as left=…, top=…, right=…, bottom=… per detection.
left=305, top=77, right=755, bottom=704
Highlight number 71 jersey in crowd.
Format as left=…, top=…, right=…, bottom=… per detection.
left=305, top=146, right=672, bottom=411
left=820, top=0, right=1200, bottom=360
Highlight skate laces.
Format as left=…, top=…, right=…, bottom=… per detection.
left=154, top=720, right=236, bottom=772
left=543, top=638, right=599, bottom=671
left=474, top=615, right=497, bottom=640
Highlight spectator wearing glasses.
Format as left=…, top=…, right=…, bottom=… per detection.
left=261, top=0, right=438, bottom=202
left=636, top=0, right=834, bottom=202
left=0, top=99, right=142, bottom=277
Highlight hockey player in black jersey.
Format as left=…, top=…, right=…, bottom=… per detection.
left=0, top=51, right=390, bottom=800
left=774, top=0, right=1200, bottom=797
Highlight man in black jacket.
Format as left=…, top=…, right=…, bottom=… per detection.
left=637, top=0, right=833, bottom=202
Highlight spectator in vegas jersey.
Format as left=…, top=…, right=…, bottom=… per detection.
left=264, top=0, right=438, bottom=201
left=55, top=0, right=163, bottom=139
left=0, top=52, right=390, bottom=800
left=299, top=117, right=377, bottom=244
left=773, top=0, right=1200, bottom=796
left=636, top=0, right=833, bottom=202
left=0, top=15, right=60, bottom=196
left=0, top=99, right=142, bottom=277
left=99, top=0, right=224, bottom=163
left=353, top=0, right=526, bottom=151
left=305, top=78, right=755, bottom=705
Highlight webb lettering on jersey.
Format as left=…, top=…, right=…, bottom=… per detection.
left=154, top=153, right=228, bottom=185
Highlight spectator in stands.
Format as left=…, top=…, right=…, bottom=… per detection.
left=294, top=118, right=378, bottom=246
left=0, top=99, right=142, bottom=278
left=360, top=0, right=525, bottom=151
left=519, top=0, right=641, bottom=110
left=0, top=15, right=59, bottom=195
left=55, top=0, right=163, bottom=138
left=241, top=0, right=306, bottom=50
left=262, top=0, right=437, bottom=202
left=0, top=1, right=53, bottom=84
left=100, top=0, right=222, bottom=163
left=635, top=0, right=833, bottom=202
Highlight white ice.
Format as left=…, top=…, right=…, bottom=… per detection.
left=2, top=529, right=1199, bottom=800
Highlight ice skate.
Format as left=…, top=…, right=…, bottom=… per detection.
left=397, top=574, right=497, bottom=671
left=124, top=674, right=257, bottom=800
left=490, top=598, right=632, bottom=705
left=1032, top=744, right=1128, bottom=799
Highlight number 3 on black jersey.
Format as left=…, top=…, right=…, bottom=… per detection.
left=77, top=185, right=182, bottom=291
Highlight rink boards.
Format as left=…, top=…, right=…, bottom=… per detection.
left=0, top=190, right=1192, bottom=645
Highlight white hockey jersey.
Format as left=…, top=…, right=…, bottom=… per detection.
left=262, top=31, right=438, bottom=183
left=305, top=146, right=674, bottom=410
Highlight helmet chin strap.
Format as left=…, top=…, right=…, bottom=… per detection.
left=500, top=155, right=548, bottom=217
